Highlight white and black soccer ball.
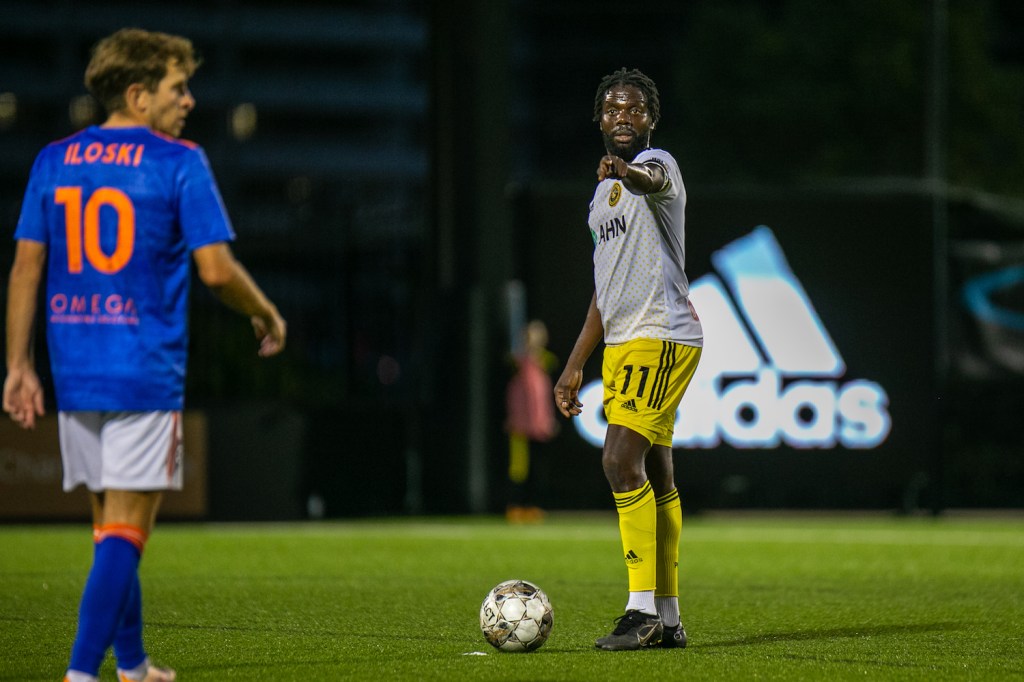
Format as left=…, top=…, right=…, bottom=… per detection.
left=479, top=579, right=553, bottom=652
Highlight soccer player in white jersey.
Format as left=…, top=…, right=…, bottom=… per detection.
left=554, top=68, right=703, bottom=651
left=3, top=28, right=286, bottom=681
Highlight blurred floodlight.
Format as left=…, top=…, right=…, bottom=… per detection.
left=231, top=102, right=258, bottom=140
left=69, top=95, right=99, bottom=129
left=0, top=92, right=16, bottom=130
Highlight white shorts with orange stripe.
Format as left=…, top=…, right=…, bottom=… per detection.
left=58, top=411, right=184, bottom=492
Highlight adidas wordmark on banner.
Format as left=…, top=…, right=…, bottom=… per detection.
left=574, top=227, right=892, bottom=450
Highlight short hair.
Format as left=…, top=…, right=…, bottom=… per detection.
left=85, top=28, right=200, bottom=114
left=592, top=67, right=661, bottom=127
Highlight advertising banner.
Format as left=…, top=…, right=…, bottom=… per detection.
left=0, top=412, right=208, bottom=519
left=524, top=187, right=937, bottom=509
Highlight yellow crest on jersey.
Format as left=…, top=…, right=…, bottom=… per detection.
left=609, top=182, right=622, bottom=207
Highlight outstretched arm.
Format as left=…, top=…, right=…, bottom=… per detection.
left=597, top=155, right=667, bottom=196
left=3, top=240, right=46, bottom=429
left=192, top=242, right=287, bottom=357
left=554, top=292, right=603, bottom=418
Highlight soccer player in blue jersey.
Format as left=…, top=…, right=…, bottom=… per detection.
left=3, top=28, right=286, bottom=682
left=554, top=68, right=702, bottom=651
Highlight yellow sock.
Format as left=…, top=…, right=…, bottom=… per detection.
left=655, top=488, right=682, bottom=597
left=613, top=481, right=656, bottom=592
left=508, top=433, right=529, bottom=484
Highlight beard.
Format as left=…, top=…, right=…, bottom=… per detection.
left=602, top=128, right=651, bottom=160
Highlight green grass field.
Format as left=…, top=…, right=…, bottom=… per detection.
left=2, top=513, right=1023, bottom=681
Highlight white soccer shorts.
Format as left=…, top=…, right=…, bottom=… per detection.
left=58, top=411, right=184, bottom=492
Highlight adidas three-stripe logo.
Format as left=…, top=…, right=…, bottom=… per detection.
left=574, top=227, right=892, bottom=451
left=647, top=341, right=676, bottom=410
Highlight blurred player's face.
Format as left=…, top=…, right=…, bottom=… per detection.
left=144, top=61, right=195, bottom=137
left=599, top=84, right=653, bottom=160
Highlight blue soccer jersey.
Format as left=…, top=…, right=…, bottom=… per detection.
left=14, top=125, right=235, bottom=410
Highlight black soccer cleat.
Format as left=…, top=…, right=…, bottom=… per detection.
left=595, top=610, right=663, bottom=651
left=657, top=623, right=688, bottom=649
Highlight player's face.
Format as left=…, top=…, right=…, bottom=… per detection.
left=145, top=61, right=195, bottom=137
left=599, top=84, right=653, bottom=160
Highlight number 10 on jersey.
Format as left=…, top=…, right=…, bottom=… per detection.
left=55, top=186, right=135, bottom=274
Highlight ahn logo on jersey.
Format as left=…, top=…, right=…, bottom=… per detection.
left=573, top=226, right=892, bottom=450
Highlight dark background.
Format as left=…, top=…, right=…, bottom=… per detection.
left=2, top=0, right=1023, bottom=518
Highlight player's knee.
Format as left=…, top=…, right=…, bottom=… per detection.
left=602, top=452, right=645, bottom=492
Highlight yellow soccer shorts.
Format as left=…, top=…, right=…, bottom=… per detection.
left=602, top=338, right=702, bottom=447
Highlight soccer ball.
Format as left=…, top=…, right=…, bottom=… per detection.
left=479, top=579, right=553, bottom=652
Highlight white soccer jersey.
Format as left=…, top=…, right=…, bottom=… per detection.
left=588, top=147, right=703, bottom=347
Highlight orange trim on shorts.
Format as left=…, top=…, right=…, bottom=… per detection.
left=165, top=411, right=181, bottom=482
left=98, top=523, right=148, bottom=553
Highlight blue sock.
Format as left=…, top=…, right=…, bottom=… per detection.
left=114, top=574, right=146, bottom=670
left=69, top=536, right=140, bottom=675
left=91, top=539, right=147, bottom=671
